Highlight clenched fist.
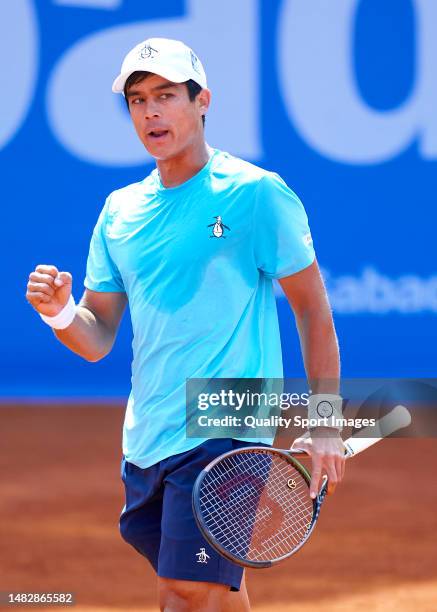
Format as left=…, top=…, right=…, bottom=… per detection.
left=26, top=265, right=72, bottom=318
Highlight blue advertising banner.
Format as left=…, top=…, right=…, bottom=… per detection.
left=2, top=0, right=435, bottom=397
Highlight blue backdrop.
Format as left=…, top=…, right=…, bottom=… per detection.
left=2, top=0, right=435, bottom=398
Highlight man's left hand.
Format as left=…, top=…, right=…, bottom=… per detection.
left=291, top=428, right=346, bottom=499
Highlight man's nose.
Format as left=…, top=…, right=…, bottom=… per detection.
left=144, top=99, right=160, bottom=119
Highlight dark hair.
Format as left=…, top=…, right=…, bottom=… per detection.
left=123, top=71, right=205, bottom=127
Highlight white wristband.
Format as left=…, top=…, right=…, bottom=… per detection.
left=40, top=294, right=77, bottom=329
left=308, top=393, right=344, bottom=432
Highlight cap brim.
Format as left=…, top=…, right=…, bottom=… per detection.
left=112, top=64, right=193, bottom=94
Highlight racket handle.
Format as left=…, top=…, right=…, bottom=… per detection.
left=343, top=404, right=412, bottom=457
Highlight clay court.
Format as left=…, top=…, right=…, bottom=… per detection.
left=1, top=405, right=436, bottom=611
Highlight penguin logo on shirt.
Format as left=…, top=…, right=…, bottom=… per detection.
left=207, top=216, right=230, bottom=238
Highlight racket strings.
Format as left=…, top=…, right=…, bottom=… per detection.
left=198, top=451, right=314, bottom=563
left=199, top=456, right=308, bottom=560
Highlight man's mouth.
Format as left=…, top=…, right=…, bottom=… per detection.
left=148, top=129, right=169, bottom=139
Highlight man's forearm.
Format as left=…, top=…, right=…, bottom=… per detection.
left=295, top=306, right=340, bottom=394
left=54, top=305, right=115, bottom=362
left=280, top=261, right=344, bottom=494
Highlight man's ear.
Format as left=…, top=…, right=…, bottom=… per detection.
left=198, top=88, right=211, bottom=117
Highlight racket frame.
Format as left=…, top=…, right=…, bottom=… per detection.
left=192, top=446, right=325, bottom=568
left=192, top=404, right=411, bottom=569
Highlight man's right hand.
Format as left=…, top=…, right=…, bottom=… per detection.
left=26, top=265, right=73, bottom=318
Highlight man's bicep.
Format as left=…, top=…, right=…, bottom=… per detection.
left=80, top=288, right=127, bottom=334
left=278, top=260, right=329, bottom=316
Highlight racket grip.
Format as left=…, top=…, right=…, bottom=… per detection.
left=343, top=404, right=412, bottom=457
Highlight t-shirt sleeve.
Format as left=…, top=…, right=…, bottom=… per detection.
left=84, top=198, right=125, bottom=292
left=253, top=172, right=315, bottom=279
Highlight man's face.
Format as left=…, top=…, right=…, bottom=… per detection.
left=125, top=73, right=210, bottom=160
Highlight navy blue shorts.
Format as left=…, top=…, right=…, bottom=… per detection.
left=119, top=439, right=257, bottom=591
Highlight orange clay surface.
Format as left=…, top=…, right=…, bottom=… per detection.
left=1, top=405, right=436, bottom=611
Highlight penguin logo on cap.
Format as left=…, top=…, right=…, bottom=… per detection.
left=139, top=43, right=158, bottom=60
left=207, top=216, right=230, bottom=238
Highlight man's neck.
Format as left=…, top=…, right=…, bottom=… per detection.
left=156, top=141, right=212, bottom=188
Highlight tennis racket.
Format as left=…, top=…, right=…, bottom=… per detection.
left=192, top=404, right=411, bottom=568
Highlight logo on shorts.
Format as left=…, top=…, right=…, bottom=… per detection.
left=207, top=215, right=231, bottom=238
left=196, top=547, right=210, bottom=563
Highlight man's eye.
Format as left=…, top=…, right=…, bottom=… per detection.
left=131, top=98, right=142, bottom=105
left=159, top=93, right=172, bottom=100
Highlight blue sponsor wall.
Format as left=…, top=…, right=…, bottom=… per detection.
left=2, top=0, right=435, bottom=398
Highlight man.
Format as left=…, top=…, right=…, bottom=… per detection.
left=26, top=38, right=345, bottom=611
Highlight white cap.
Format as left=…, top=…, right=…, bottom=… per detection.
left=112, top=37, right=207, bottom=94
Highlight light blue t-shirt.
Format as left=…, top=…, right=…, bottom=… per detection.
left=85, top=149, right=315, bottom=468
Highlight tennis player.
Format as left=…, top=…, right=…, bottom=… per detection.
left=26, top=38, right=345, bottom=611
